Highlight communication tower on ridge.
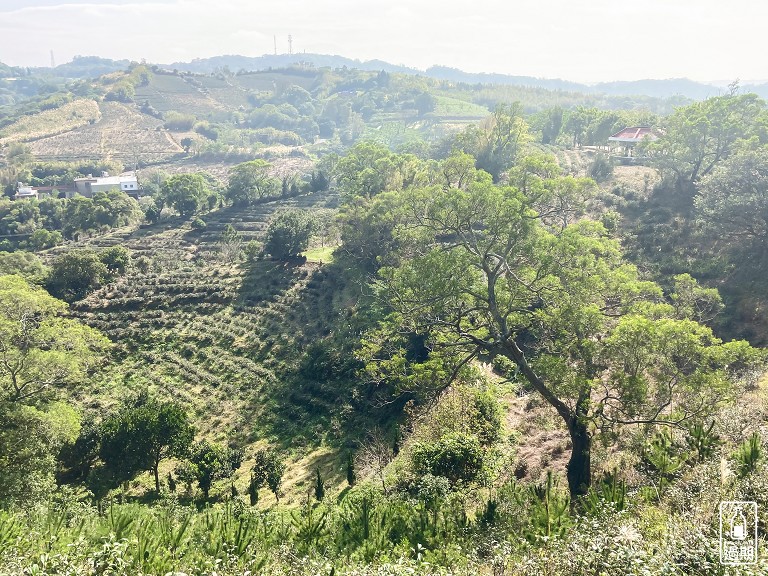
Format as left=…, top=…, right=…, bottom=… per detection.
left=288, top=35, right=293, bottom=55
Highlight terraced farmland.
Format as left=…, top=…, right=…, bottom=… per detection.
left=432, top=95, right=488, bottom=119
left=69, top=190, right=345, bottom=453
left=0, top=99, right=101, bottom=144
left=555, top=147, right=592, bottom=176
left=134, top=73, right=229, bottom=118
left=233, top=70, right=321, bottom=92
left=197, top=75, right=251, bottom=109
left=28, top=101, right=183, bottom=162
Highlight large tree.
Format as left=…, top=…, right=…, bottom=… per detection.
left=0, top=275, right=107, bottom=507
left=100, top=398, right=194, bottom=494
left=160, top=173, right=210, bottom=217
left=0, top=402, right=80, bottom=508
left=360, top=171, right=757, bottom=500
left=0, top=252, right=47, bottom=284
left=696, top=147, right=768, bottom=256
left=91, top=190, right=143, bottom=229
left=45, top=249, right=109, bottom=302
left=182, top=440, right=242, bottom=500
left=250, top=447, right=284, bottom=503
left=263, top=209, right=316, bottom=260
left=333, top=142, right=425, bottom=199
left=452, top=103, right=529, bottom=182
left=226, top=160, right=279, bottom=206
left=0, top=274, right=109, bottom=404
left=648, top=93, right=768, bottom=191
left=62, top=196, right=96, bottom=239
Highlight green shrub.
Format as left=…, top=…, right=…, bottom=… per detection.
left=518, top=471, right=571, bottom=540
left=191, top=217, right=207, bottom=230
left=587, top=153, right=613, bottom=182
left=105, top=81, right=134, bottom=103
left=685, top=421, right=721, bottom=463
left=163, top=111, right=196, bottom=131
left=640, top=430, right=686, bottom=491
left=100, top=245, right=131, bottom=279
left=411, top=432, right=484, bottom=485
left=582, top=471, right=626, bottom=515
left=734, top=432, right=762, bottom=478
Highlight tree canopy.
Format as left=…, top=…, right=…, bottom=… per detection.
left=0, top=402, right=80, bottom=508
left=696, top=147, right=768, bottom=255
left=648, top=93, right=768, bottom=190
left=333, top=142, right=425, bottom=199
left=358, top=163, right=759, bottom=499
left=0, top=274, right=109, bottom=405
left=99, top=397, right=194, bottom=494
left=453, top=103, right=530, bottom=182
left=62, top=191, right=143, bottom=239
left=263, top=210, right=316, bottom=260
left=250, top=447, right=285, bottom=502
left=160, top=173, right=210, bottom=217
left=226, top=160, right=279, bottom=206
left=0, top=251, right=47, bottom=284
left=181, top=440, right=242, bottom=500
left=45, top=249, right=109, bottom=302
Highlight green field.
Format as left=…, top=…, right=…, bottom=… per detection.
left=303, top=245, right=335, bottom=263
left=233, top=71, right=321, bottom=92
left=432, top=95, right=489, bottom=118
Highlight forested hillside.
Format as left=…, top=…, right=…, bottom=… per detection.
left=0, top=58, right=767, bottom=575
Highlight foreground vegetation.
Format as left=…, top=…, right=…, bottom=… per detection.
left=2, top=404, right=768, bottom=576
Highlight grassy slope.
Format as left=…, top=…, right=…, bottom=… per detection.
left=27, top=101, right=182, bottom=162
left=0, top=99, right=101, bottom=144
left=64, top=189, right=368, bottom=503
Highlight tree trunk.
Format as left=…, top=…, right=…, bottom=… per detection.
left=154, top=462, right=160, bottom=494
left=497, top=343, right=592, bottom=500
left=566, top=418, right=591, bottom=500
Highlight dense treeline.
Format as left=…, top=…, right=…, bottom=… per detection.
left=616, top=91, right=768, bottom=344
left=0, top=155, right=328, bottom=255
left=0, top=191, right=142, bottom=250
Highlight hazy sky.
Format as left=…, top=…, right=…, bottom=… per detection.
left=1, top=0, right=765, bottom=83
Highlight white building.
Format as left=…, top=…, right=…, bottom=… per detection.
left=14, top=185, right=39, bottom=200
left=73, top=172, right=140, bottom=197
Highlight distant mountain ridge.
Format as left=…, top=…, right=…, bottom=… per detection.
left=8, top=53, right=768, bottom=101
left=171, top=53, right=420, bottom=76
left=165, top=55, right=768, bottom=101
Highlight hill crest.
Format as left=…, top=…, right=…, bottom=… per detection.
left=6, top=52, right=766, bottom=101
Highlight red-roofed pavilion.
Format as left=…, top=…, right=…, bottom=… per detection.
left=608, top=126, right=660, bottom=158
